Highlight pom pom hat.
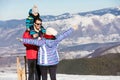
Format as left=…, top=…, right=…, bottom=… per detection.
left=32, top=5, right=39, bottom=14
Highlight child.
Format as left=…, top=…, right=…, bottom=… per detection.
left=26, top=5, right=46, bottom=37
left=17, top=25, right=78, bottom=80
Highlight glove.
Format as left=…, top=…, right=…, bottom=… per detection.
left=72, top=25, right=78, bottom=30
left=16, top=38, right=23, bottom=42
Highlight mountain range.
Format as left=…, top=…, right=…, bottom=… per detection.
left=0, top=6, right=120, bottom=59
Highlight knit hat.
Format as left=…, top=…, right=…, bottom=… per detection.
left=43, top=34, right=56, bottom=39
left=32, top=5, right=39, bottom=14
left=46, top=27, right=58, bottom=36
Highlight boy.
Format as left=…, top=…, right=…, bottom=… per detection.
left=26, top=5, right=46, bottom=37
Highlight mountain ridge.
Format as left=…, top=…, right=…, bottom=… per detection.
left=1, top=6, right=120, bottom=22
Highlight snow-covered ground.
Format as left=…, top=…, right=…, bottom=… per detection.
left=0, top=73, right=120, bottom=80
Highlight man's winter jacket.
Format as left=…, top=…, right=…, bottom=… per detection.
left=23, top=30, right=38, bottom=59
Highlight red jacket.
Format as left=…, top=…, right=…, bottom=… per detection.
left=23, top=30, right=38, bottom=59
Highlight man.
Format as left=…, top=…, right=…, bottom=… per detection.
left=23, top=18, right=45, bottom=80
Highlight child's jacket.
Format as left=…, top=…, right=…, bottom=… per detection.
left=25, top=9, right=46, bottom=35
left=22, top=28, right=74, bottom=66
left=26, top=9, right=34, bottom=29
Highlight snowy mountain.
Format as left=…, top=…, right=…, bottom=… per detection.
left=79, top=6, right=120, bottom=16
left=41, top=6, right=120, bottom=21
left=59, top=42, right=120, bottom=59
left=86, top=43, right=120, bottom=58
left=0, top=6, right=120, bottom=58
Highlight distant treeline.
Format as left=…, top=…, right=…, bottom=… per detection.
left=57, top=53, right=120, bottom=75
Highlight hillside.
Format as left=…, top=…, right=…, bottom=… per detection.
left=57, top=53, right=120, bottom=75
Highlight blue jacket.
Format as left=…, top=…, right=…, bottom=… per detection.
left=26, top=9, right=34, bottom=29
left=23, top=28, right=74, bottom=66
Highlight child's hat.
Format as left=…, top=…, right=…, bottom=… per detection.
left=32, top=5, right=39, bottom=14
left=46, top=27, right=58, bottom=36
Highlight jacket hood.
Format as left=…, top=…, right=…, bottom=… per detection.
left=29, top=9, right=32, bottom=15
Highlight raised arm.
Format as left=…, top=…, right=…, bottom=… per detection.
left=56, top=25, right=78, bottom=42
left=56, top=28, right=73, bottom=42
left=22, top=38, right=44, bottom=46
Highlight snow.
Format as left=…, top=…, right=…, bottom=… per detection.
left=0, top=73, right=17, bottom=80
left=117, top=6, right=120, bottom=10
left=100, top=13, right=116, bottom=24
left=0, top=73, right=120, bottom=80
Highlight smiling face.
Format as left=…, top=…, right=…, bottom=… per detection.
left=34, top=19, right=42, bottom=30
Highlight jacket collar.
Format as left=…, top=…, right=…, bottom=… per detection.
left=33, top=26, right=40, bottom=32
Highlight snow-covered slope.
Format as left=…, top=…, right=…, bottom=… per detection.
left=0, top=73, right=120, bottom=80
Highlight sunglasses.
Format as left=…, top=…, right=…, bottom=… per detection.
left=35, top=23, right=42, bottom=26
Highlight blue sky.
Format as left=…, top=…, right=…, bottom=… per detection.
left=0, top=0, right=120, bottom=21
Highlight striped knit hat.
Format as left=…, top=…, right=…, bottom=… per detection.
left=32, top=5, right=39, bottom=14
